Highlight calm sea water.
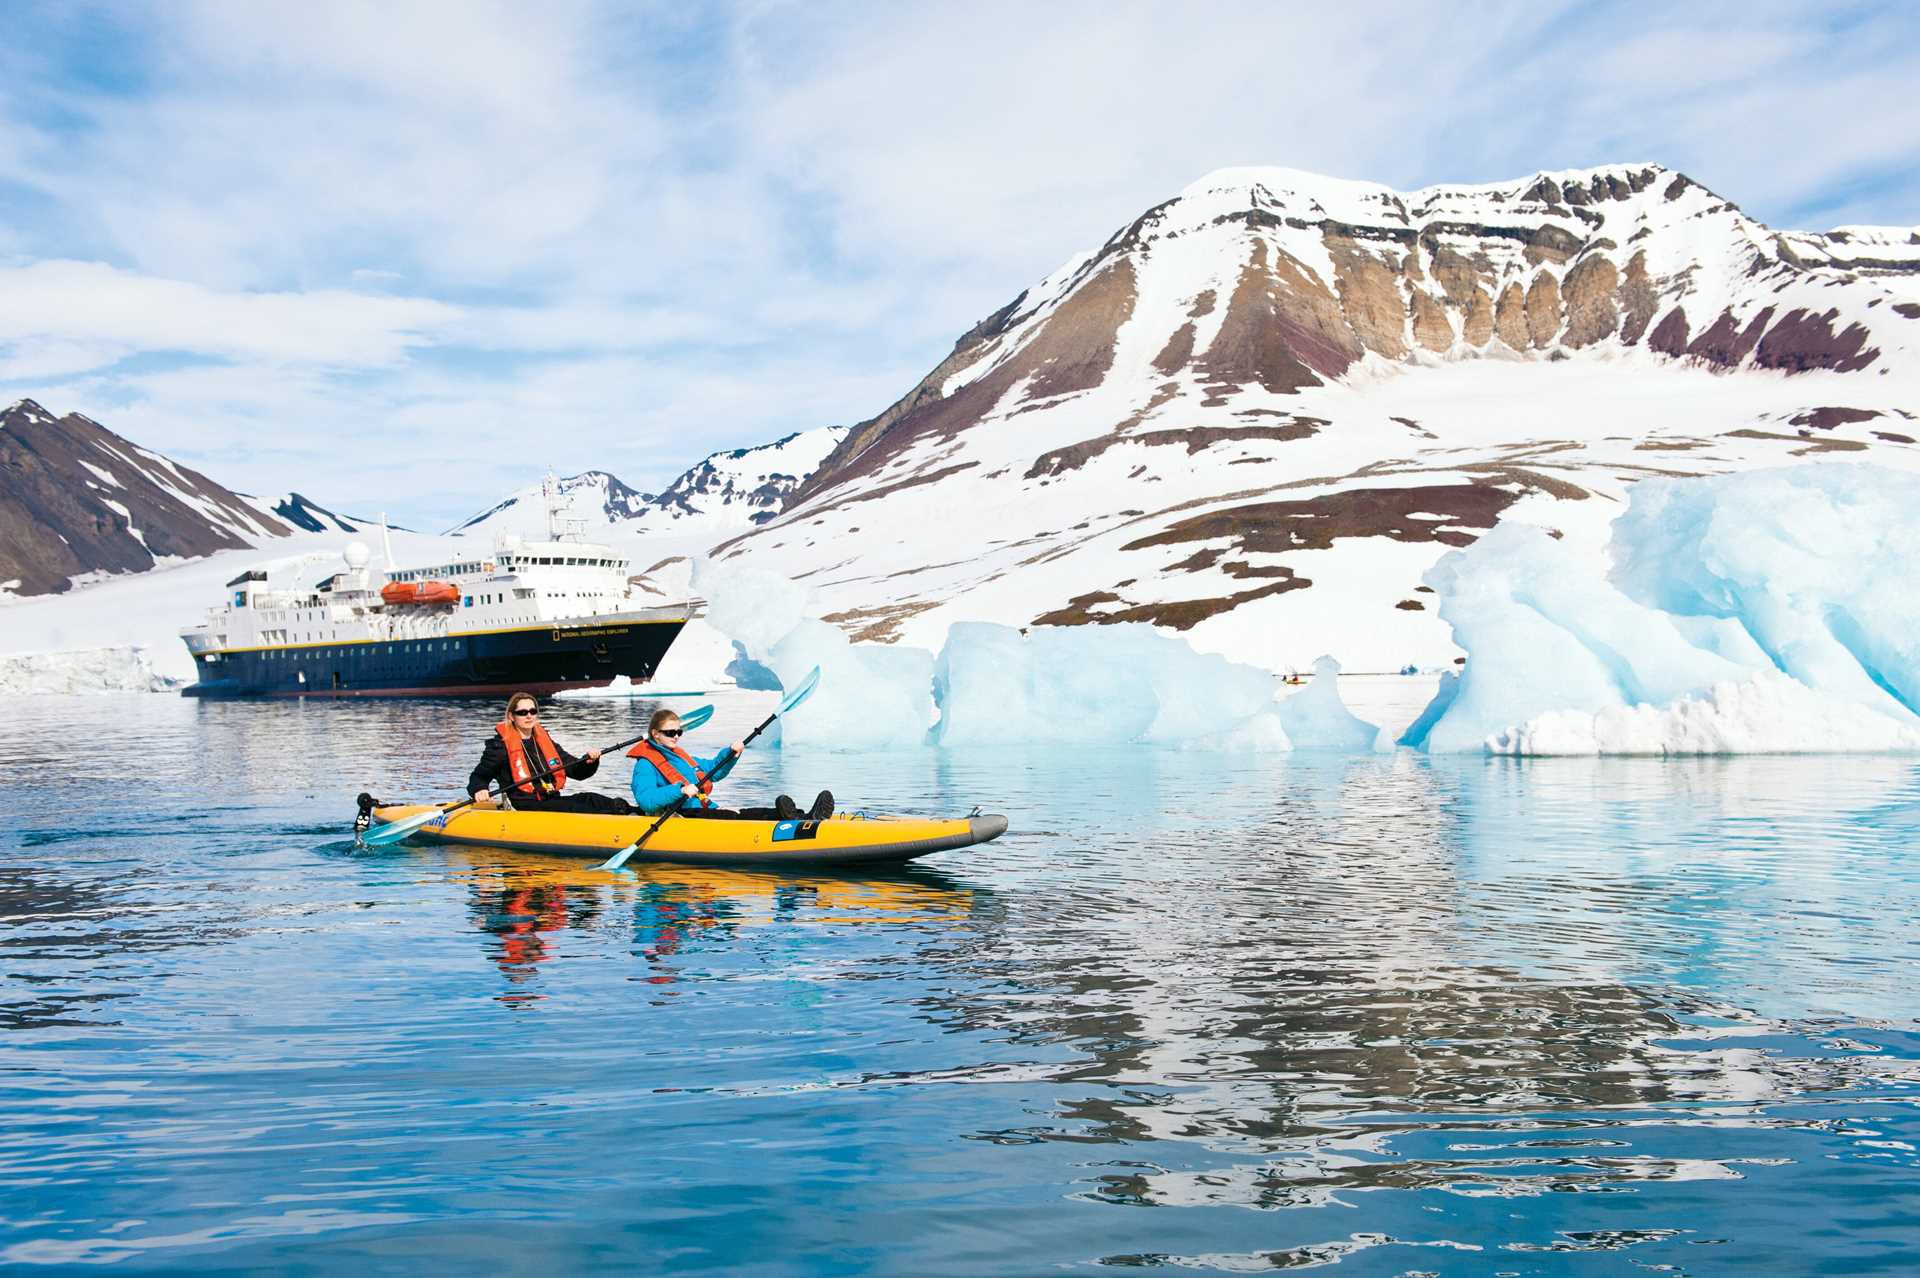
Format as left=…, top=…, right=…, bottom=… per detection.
left=4, top=689, right=1918, bottom=1275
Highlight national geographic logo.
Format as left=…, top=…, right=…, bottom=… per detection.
left=553, top=626, right=630, bottom=641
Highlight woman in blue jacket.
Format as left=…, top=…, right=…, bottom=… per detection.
left=628, top=707, right=832, bottom=821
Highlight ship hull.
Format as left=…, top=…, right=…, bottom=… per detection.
left=182, top=618, right=685, bottom=698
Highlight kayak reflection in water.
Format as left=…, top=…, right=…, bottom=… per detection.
left=468, top=690, right=634, bottom=815
left=628, top=707, right=832, bottom=822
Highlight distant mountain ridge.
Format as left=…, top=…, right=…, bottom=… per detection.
left=716, top=162, right=1920, bottom=668
left=0, top=399, right=361, bottom=597
left=449, top=424, right=849, bottom=541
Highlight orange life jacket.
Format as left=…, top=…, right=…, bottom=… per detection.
left=628, top=738, right=713, bottom=807
left=496, top=720, right=568, bottom=797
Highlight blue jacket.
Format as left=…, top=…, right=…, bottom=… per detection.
left=630, top=743, right=740, bottom=814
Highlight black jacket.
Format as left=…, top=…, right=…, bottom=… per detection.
left=467, top=731, right=600, bottom=806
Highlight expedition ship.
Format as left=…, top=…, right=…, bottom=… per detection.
left=178, top=499, right=688, bottom=697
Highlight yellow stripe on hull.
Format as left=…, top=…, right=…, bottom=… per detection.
left=369, top=803, right=1007, bottom=866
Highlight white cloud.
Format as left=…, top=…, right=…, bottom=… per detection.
left=0, top=260, right=459, bottom=367
left=2, top=0, right=1916, bottom=530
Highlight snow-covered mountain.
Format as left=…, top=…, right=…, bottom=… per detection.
left=717, top=163, right=1920, bottom=669
left=0, top=398, right=367, bottom=598
left=449, top=425, right=849, bottom=541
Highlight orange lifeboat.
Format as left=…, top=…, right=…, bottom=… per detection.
left=381, top=580, right=461, bottom=606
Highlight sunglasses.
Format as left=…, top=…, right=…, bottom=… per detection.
left=512, top=707, right=539, bottom=717
left=655, top=727, right=682, bottom=738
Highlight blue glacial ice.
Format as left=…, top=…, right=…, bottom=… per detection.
left=693, top=562, right=1385, bottom=750
left=1277, top=656, right=1388, bottom=752
left=1403, top=464, right=1920, bottom=755
left=931, top=621, right=1289, bottom=748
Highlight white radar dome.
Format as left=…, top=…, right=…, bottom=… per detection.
left=342, top=541, right=372, bottom=570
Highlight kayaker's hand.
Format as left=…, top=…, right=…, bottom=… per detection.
left=680, top=784, right=698, bottom=799
left=471, top=790, right=491, bottom=805
left=583, top=749, right=601, bottom=764
left=729, top=740, right=744, bottom=755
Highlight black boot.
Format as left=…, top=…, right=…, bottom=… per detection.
left=774, top=794, right=802, bottom=821
left=807, top=789, right=835, bottom=821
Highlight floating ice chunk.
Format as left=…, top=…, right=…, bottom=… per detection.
left=1277, top=656, right=1385, bottom=751
left=1492, top=670, right=1920, bottom=756
left=1397, top=670, right=1459, bottom=748
left=931, top=621, right=1288, bottom=748
left=725, top=642, right=782, bottom=691
left=1408, top=464, right=1920, bottom=754
left=1406, top=522, right=1763, bottom=753
left=766, top=618, right=935, bottom=750
left=692, top=557, right=811, bottom=660
left=1611, top=464, right=1920, bottom=723
left=0, top=645, right=182, bottom=694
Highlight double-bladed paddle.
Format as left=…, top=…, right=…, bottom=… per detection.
left=599, top=666, right=822, bottom=871
left=359, top=703, right=715, bottom=847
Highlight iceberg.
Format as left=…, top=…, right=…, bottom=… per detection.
left=930, top=621, right=1290, bottom=748
left=0, top=645, right=183, bottom=694
left=692, top=560, right=1389, bottom=750
left=765, top=618, right=936, bottom=750
left=1405, top=464, right=1920, bottom=755
left=1277, top=656, right=1388, bottom=752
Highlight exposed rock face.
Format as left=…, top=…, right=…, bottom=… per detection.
left=1494, top=282, right=1531, bottom=350
left=1409, top=289, right=1454, bottom=352
left=1461, top=288, right=1495, bottom=346
left=1649, top=306, right=1690, bottom=356
left=1616, top=251, right=1658, bottom=345
left=0, top=399, right=291, bottom=597
left=1329, top=239, right=1409, bottom=358
left=267, top=494, right=365, bottom=534
left=1022, top=259, right=1139, bottom=401
left=1687, top=307, right=1774, bottom=367
left=1526, top=272, right=1565, bottom=348
left=1752, top=309, right=1878, bottom=373
left=1201, top=242, right=1362, bottom=396
left=1561, top=255, right=1620, bottom=348
left=1123, top=481, right=1530, bottom=557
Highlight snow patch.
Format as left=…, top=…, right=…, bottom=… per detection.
left=78, top=459, right=121, bottom=488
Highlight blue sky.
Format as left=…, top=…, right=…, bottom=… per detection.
left=2, top=0, right=1916, bottom=530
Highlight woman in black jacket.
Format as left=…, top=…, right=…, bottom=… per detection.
left=466, top=691, right=632, bottom=814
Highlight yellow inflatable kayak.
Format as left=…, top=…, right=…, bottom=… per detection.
left=366, top=802, right=1008, bottom=867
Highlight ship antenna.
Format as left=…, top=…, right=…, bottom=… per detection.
left=543, top=471, right=559, bottom=541
left=380, top=511, right=397, bottom=570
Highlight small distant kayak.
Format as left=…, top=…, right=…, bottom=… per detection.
left=366, top=802, right=1008, bottom=867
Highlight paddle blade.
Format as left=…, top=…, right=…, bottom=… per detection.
left=678, top=704, right=714, bottom=732
left=359, top=807, right=442, bottom=847
left=598, top=839, right=642, bottom=871
left=777, top=666, right=821, bottom=716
